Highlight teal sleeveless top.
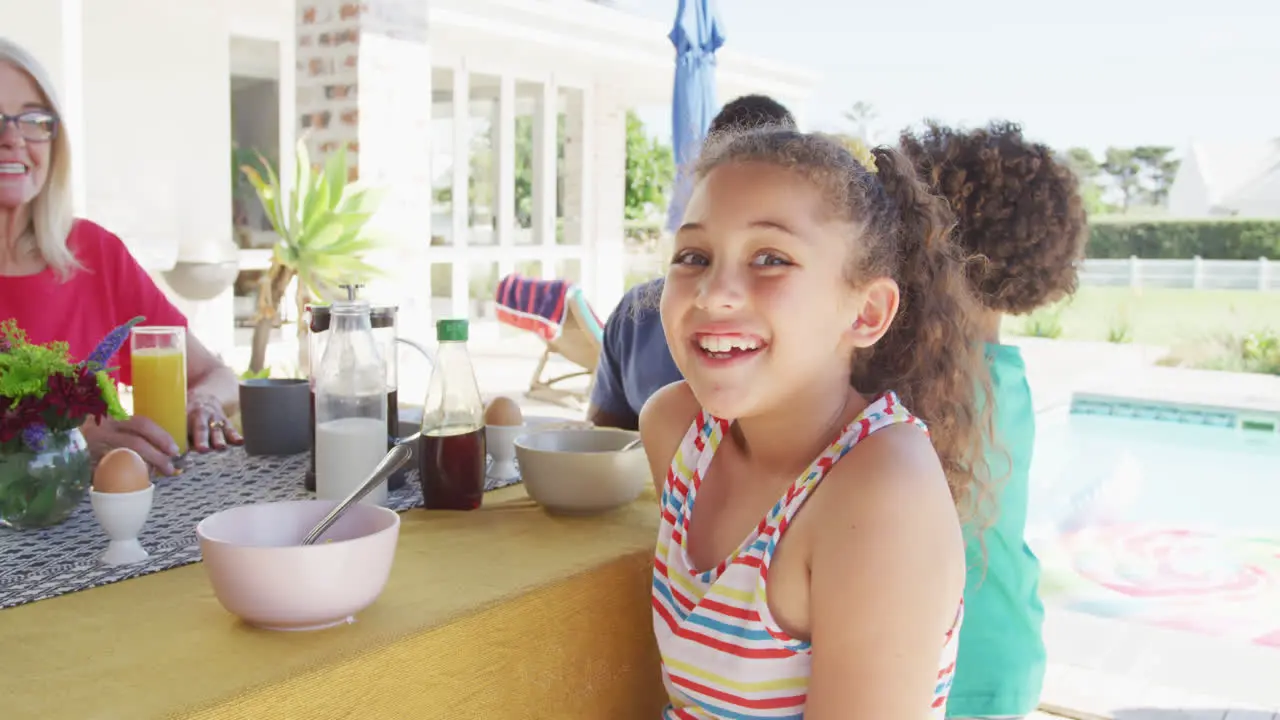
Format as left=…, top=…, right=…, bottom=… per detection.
left=947, top=343, right=1047, bottom=717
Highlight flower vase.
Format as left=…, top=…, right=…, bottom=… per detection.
left=0, top=428, right=93, bottom=529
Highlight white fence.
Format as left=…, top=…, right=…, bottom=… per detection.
left=622, top=253, right=1279, bottom=293
left=1079, top=257, right=1276, bottom=291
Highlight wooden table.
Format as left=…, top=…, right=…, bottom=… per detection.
left=0, top=485, right=667, bottom=720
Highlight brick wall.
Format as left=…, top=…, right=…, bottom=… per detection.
left=295, top=2, right=363, bottom=176
left=294, top=0, right=435, bottom=340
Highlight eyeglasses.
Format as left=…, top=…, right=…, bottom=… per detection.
left=0, top=111, right=58, bottom=142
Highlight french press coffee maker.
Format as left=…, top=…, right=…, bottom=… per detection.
left=305, top=284, right=407, bottom=492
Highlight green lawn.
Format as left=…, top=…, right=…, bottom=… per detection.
left=1002, top=287, right=1280, bottom=347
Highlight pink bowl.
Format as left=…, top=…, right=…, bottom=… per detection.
left=196, top=499, right=400, bottom=631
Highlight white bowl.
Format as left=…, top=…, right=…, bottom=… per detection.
left=195, top=499, right=400, bottom=631
left=513, top=428, right=649, bottom=515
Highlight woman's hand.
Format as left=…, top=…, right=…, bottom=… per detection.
left=187, top=390, right=243, bottom=453
left=81, top=415, right=183, bottom=476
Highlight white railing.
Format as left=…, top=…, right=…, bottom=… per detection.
left=1079, top=256, right=1276, bottom=291
left=621, top=253, right=1279, bottom=293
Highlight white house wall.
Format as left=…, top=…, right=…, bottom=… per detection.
left=1222, top=165, right=1280, bottom=219
left=1167, top=150, right=1213, bottom=218
left=1170, top=142, right=1280, bottom=219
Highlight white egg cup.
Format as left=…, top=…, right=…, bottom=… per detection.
left=90, top=485, right=154, bottom=566
left=485, top=424, right=524, bottom=481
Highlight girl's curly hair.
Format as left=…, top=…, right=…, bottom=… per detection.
left=898, top=120, right=1088, bottom=315
left=694, top=129, right=994, bottom=518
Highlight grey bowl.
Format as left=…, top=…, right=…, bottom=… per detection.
left=513, top=428, right=649, bottom=515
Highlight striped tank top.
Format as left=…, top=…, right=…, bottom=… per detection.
left=651, top=392, right=962, bottom=719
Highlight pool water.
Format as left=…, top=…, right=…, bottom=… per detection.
left=1025, top=410, right=1280, bottom=647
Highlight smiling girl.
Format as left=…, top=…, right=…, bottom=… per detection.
left=640, top=129, right=993, bottom=719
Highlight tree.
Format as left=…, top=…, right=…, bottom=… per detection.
left=624, top=110, right=675, bottom=221
left=1063, top=147, right=1101, bottom=182
left=1059, top=147, right=1113, bottom=216
left=1102, top=148, right=1143, bottom=212
left=433, top=113, right=565, bottom=230
left=842, top=101, right=881, bottom=146
left=1131, top=145, right=1180, bottom=207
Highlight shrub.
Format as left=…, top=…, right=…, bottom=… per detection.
left=1159, top=329, right=1280, bottom=376
left=1087, top=218, right=1280, bottom=260
left=1106, top=308, right=1133, bottom=344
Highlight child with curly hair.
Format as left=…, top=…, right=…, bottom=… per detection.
left=640, top=127, right=994, bottom=718
left=899, top=120, right=1089, bottom=720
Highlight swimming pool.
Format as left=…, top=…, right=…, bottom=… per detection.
left=1024, top=404, right=1280, bottom=647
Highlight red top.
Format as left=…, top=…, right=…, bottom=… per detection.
left=1, top=219, right=189, bottom=386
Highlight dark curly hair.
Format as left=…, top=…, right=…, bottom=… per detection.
left=694, top=129, right=994, bottom=517
left=898, top=120, right=1088, bottom=315
left=709, top=94, right=796, bottom=135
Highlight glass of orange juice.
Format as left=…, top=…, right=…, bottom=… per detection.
left=130, top=326, right=188, bottom=455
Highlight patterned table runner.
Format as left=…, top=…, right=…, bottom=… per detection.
left=0, top=448, right=519, bottom=609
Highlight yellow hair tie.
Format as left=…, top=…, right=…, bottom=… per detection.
left=836, top=134, right=877, bottom=173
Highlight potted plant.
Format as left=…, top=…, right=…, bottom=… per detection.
left=239, top=136, right=387, bottom=376
left=0, top=317, right=137, bottom=529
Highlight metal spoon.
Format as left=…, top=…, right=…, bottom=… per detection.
left=300, top=441, right=414, bottom=546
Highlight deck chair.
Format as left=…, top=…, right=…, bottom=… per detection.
left=494, top=273, right=605, bottom=408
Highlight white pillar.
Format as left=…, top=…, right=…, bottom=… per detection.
left=496, top=75, right=516, bottom=281
left=589, top=88, right=628, bottom=315
left=276, top=22, right=296, bottom=224
left=449, top=63, right=470, bottom=320
left=563, top=86, right=591, bottom=297
left=532, top=76, right=558, bottom=280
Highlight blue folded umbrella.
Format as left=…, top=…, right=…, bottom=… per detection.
left=665, top=0, right=725, bottom=233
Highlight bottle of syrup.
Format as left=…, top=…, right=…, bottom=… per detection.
left=418, top=319, right=486, bottom=510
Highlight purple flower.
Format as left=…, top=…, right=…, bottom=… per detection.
left=21, top=422, right=49, bottom=453
left=84, top=316, right=145, bottom=369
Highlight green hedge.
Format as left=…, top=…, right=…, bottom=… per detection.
left=1087, top=218, right=1280, bottom=260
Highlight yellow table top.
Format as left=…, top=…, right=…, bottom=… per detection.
left=0, top=485, right=666, bottom=720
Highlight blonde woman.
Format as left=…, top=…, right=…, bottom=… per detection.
left=0, top=38, right=241, bottom=474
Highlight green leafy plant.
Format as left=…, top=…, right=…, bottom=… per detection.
left=1159, top=328, right=1280, bottom=376
left=240, top=367, right=271, bottom=380
left=0, top=318, right=136, bottom=527
left=240, top=137, right=387, bottom=374
left=1106, top=305, right=1133, bottom=343
left=1020, top=305, right=1065, bottom=339
left=0, top=318, right=133, bottom=452
left=1240, top=330, right=1280, bottom=374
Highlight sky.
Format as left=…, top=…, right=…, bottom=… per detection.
left=629, top=0, right=1279, bottom=159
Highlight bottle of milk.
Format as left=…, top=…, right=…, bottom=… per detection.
left=314, top=299, right=389, bottom=506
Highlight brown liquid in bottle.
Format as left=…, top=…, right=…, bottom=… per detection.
left=418, top=426, right=486, bottom=511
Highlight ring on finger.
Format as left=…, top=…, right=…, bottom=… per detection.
left=208, top=419, right=226, bottom=431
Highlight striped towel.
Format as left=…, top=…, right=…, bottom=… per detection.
left=494, top=274, right=571, bottom=342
